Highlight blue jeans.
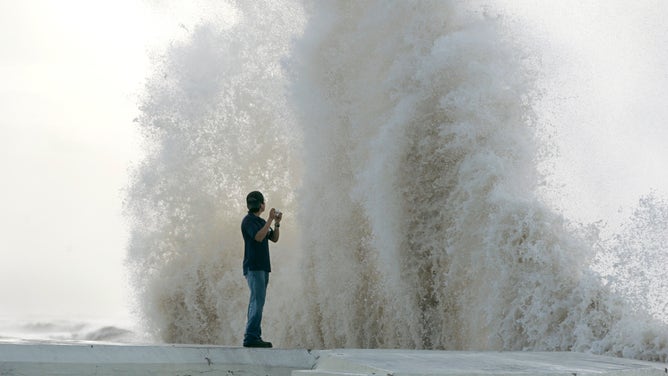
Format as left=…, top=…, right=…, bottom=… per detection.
left=244, top=270, right=269, bottom=343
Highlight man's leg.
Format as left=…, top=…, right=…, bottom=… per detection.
left=244, top=271, right=267, bottom=345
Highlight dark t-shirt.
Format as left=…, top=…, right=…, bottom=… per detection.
left=241, top=212, right=273, bottom=275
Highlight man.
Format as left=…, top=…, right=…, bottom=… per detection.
left=240, top=191, right=282, bottom=348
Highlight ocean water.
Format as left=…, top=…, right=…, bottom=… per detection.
left=0, top=317, right=145, bottom=344
left=124, top=1, right=668, bottom=361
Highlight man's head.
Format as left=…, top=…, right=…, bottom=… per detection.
left=246, top=191, right=265, bottom=213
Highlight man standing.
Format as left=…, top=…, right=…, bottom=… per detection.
left=240, top=191, right=282, bottom=348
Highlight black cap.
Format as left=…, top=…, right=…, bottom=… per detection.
left=246, top=191, right=264, bottom=212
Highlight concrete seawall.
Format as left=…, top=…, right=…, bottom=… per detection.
left=0, top=344, right=317, bottom=376
left=0, top=343, right=665, bottom=376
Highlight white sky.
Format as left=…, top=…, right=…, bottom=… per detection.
left=497, top=0, right=668, bottom=228
left=0, top=0, right=231, bottom=323
left=0, top=0, right=240, bottom=331
left=0, top=0, right=158, bottom=321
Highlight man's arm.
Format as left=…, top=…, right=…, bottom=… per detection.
left=269, top=211, right=282, bottom=243
left=254, top=208, right=276, bottom=242
left=254, top=220, right=273, bottom=242
left=270, top=225, right=280, bottom=242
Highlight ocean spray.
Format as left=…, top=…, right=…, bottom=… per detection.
left=125, top=1, right=668, bottom=360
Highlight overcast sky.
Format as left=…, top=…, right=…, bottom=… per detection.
left=0, top=0, right=158, bottom=321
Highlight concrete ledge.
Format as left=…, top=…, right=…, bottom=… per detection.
left=0, top=343, right=317, bottom=376
left=0, top=344, right=665, bottom=376
left=309, top=350, right=666, bottom=376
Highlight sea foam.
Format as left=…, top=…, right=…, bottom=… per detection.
left=125, top=1, right=668, bottom=361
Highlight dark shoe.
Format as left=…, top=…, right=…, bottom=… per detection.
left=243, top=339, right=272, bottom=348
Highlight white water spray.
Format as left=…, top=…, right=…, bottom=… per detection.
left=125, top=1, right=668, bottom=361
